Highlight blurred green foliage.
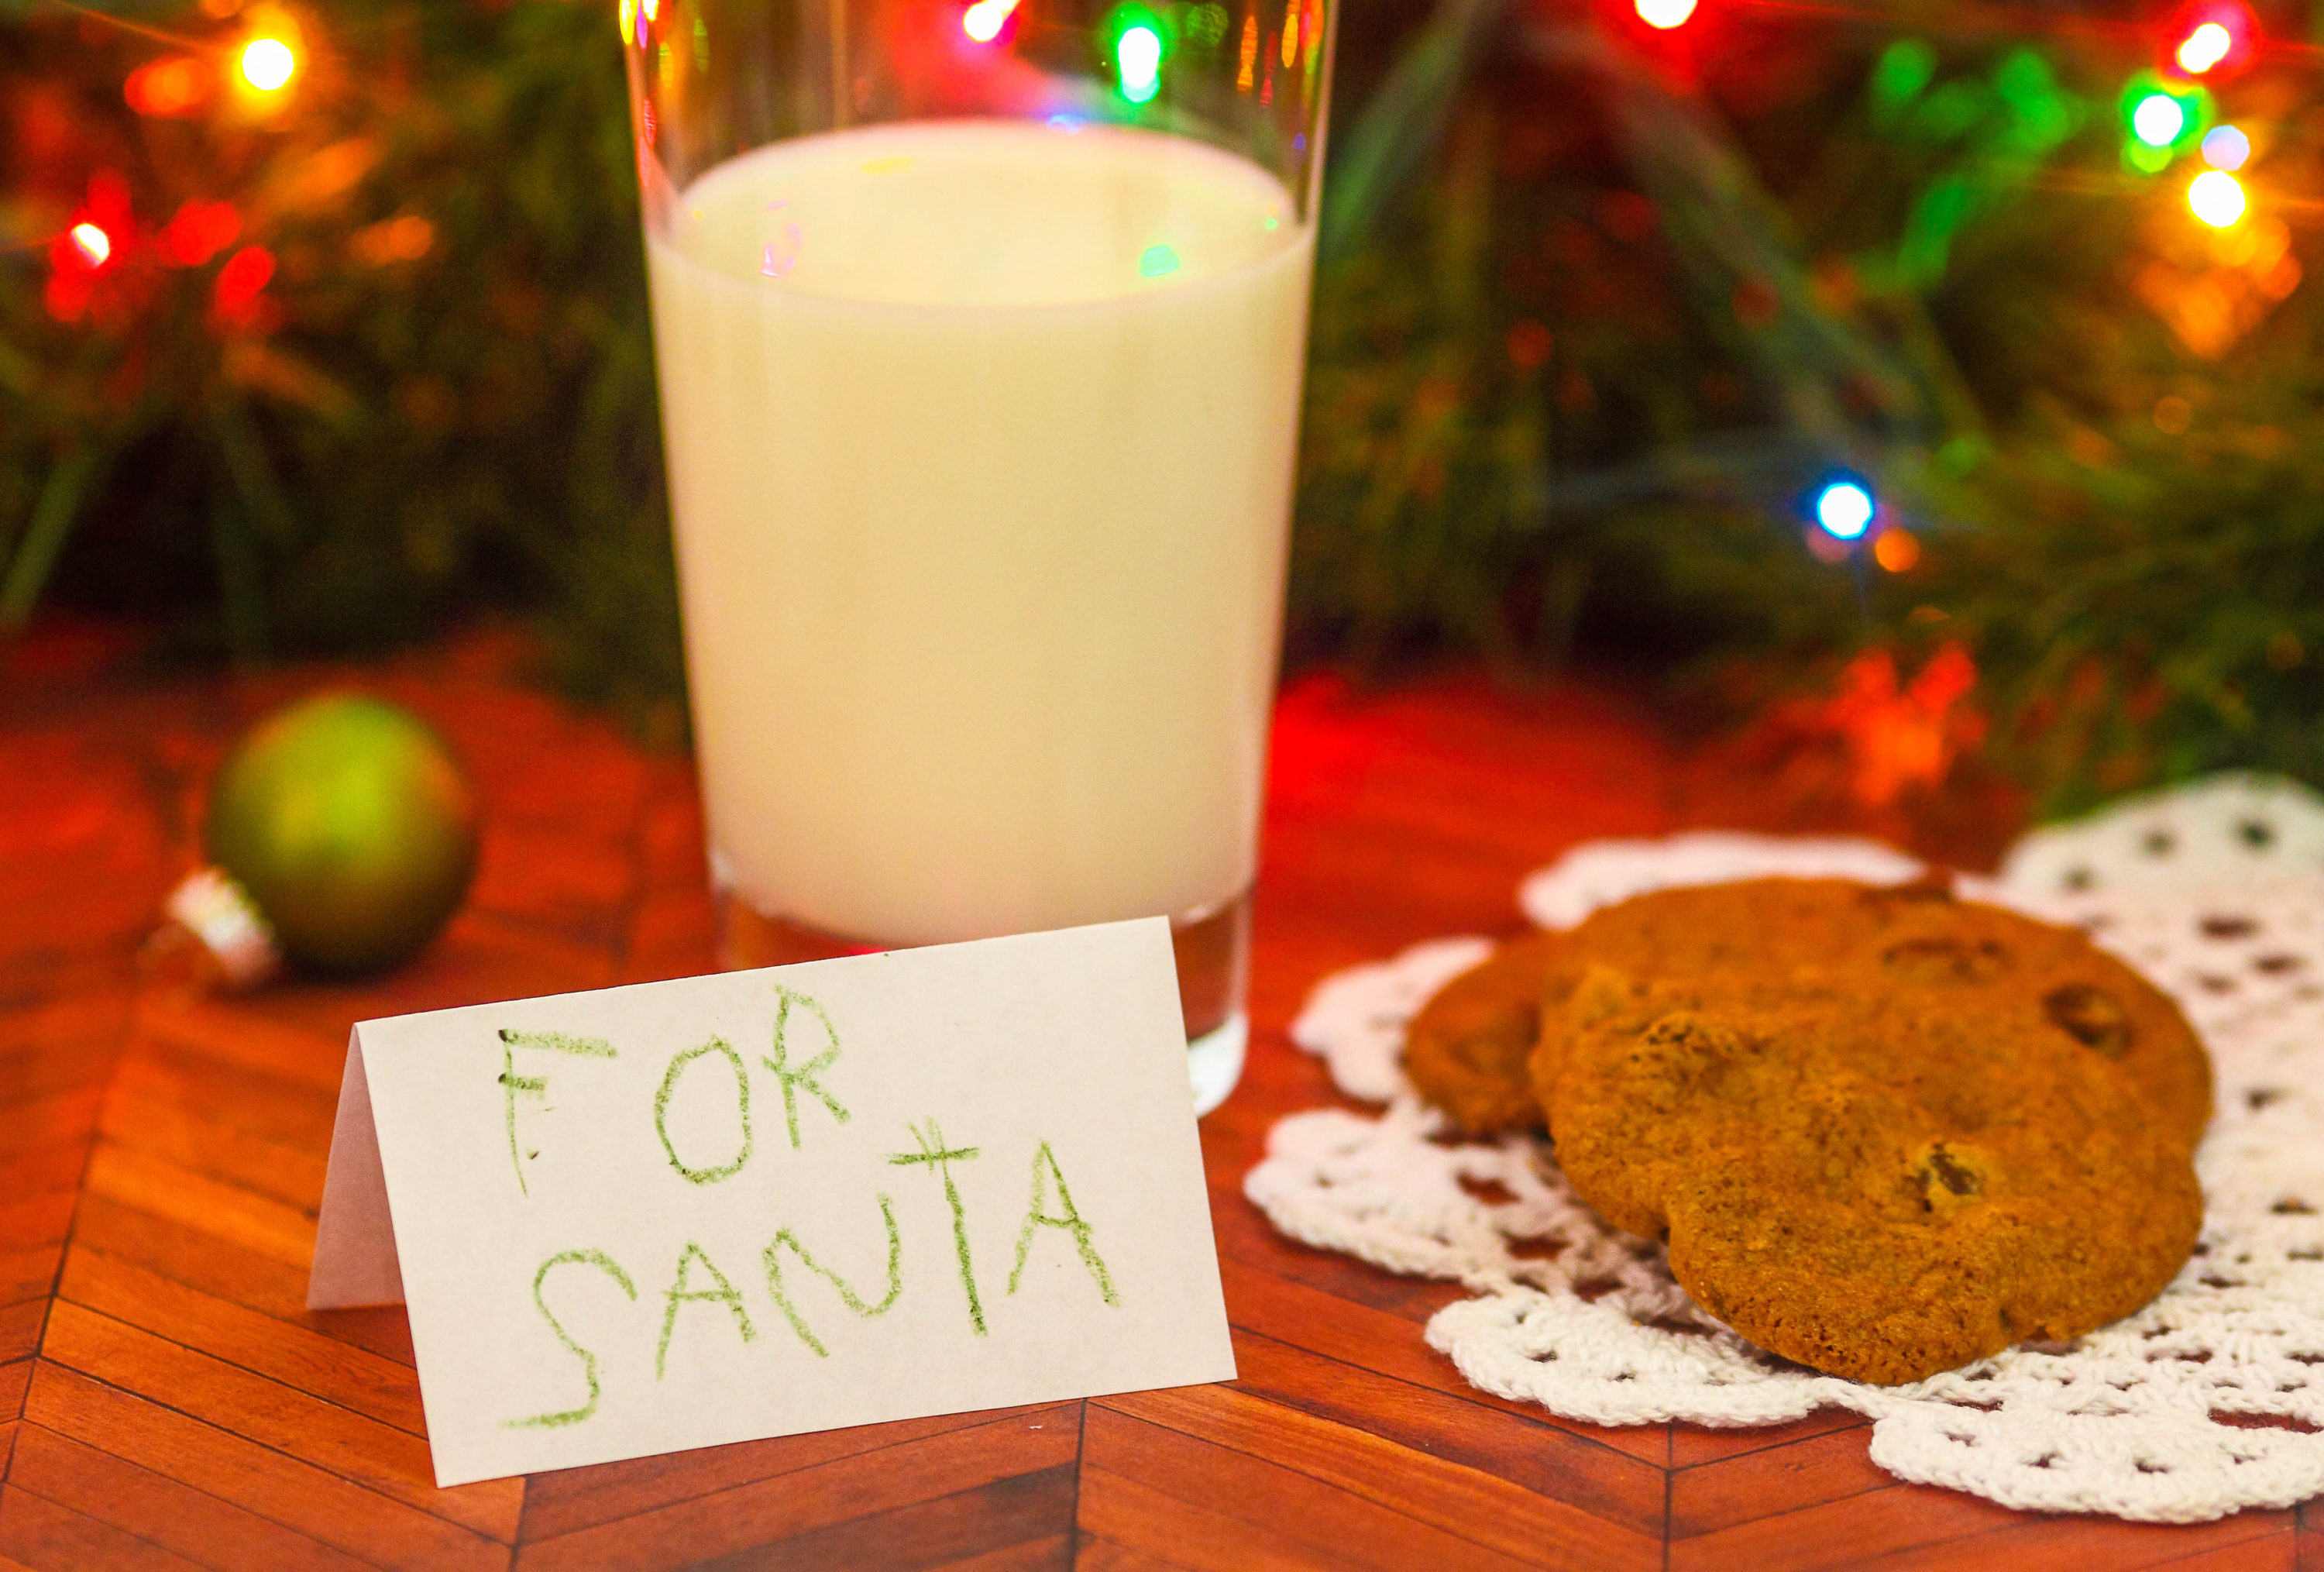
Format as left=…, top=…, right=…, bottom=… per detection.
left=1294, top=3, right=2324, bottom=811
left=0, top=0, right=682, bottom=727
left=4, top=0, right=2321, bottom=807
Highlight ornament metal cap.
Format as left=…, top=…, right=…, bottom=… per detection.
left=164, top=865, right=285, bottom=988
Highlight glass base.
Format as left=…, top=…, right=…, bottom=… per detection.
left=1187, top=1013, right=1246, bottom=1117
left=715, top=886, right=1251, bottom=1114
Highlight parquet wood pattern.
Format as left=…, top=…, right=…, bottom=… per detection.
left=0, top=630, right=2311, bottom=1568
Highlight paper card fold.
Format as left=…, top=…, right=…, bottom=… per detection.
left=307, top=1032, right=406, bottom=1309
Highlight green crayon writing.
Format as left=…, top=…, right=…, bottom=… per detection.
left=761, top=984, right=851, bottom=1150
left=507, top=1248, right=635, bottom=1429
left=655, top=1035, right=753, bottom=1185
left=657, top=1240, right=756, bottom=1379
left=1008, top=1140, right=1117, bottom=1305
left=889, top=1119, right=985, bottom=1336
left=763, top=1194, right=903, bottom=1357
left=498, top=1030, right=617, bottom=1197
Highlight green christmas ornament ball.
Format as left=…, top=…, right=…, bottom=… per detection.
left=206, top=694, right=480, bottom=974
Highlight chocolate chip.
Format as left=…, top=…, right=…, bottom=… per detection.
left=1925, top=1145, right=1982, bottom=1197
left=2044, top=983, right=2134, bottom=1058
left=1884, top=937, right=2011, bottom=982
left=1913, top=1144, right=1986, bottom=1213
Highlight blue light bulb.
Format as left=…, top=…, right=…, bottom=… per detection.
left=1813, top=480, right=1875, bottom=540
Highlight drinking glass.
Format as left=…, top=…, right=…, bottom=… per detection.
left=624, top=0, right=1332, bottom=1113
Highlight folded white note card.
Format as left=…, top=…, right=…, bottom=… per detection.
left=308, top=917, right=1235, bottom=1486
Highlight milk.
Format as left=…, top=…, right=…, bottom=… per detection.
left=646, top=119, right=1313, bottom=946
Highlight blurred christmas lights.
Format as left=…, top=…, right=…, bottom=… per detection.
left=162, top=200, right=241, bottom=266
left=1813, top=478, right=1875, bottom=541
left=125, top=56, right=211, bottom=117
left=2131, top=92, right=2187, bottom=146
left=46, top=170, right=135, bottom=320
left=2177, top=22, right=2231, bottom=74
left=38, top=0, right=2310, bottom=536
left=2202, top=124, right=2250, bottom=169
left=1873, top=528, right=1921, bottom=573
left=962, top=0, right=1016, bottom=40
left=211, top=244, right=276, bottom=329
left=2188, top=167, right=2247, bottom=226
left=240, top=36, right=295, bottom=91
left=1116, top=22, right=1162, bottom=101
left=351, top=213, right=435, bottom=266
left=2163, top=0, right=2257, bottom=80
left=1635, top=0, right=1699, bottom=29
left=69, top=224, right=112, bottom=267
left=2119, top=74, right=2209, bottom=173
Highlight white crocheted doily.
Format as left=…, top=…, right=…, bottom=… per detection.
left=1247, top=775, right=2324, bottom=1522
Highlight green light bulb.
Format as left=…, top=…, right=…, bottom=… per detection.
left=1118, top=23, right=1162, bottom=102
left=2131, top=93, right=2186, bottom=148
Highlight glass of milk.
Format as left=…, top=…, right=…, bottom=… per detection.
left=626, top=0, right=1331, bottom=1113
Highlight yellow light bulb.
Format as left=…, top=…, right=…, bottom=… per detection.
left=240, top=36, right=295, bottom=91
left=2188, top=168, right=2247, bottom=228
left=70, top=223, right=111, bottom=266
left=961, top=0, right=1012, bottom=41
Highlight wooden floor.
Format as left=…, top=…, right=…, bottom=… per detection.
left=0, top=631, right=2311, bottom=1569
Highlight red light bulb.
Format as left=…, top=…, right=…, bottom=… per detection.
left=1635, top=0, right=1697, bottom=26
left=2163, top=0, right=2257, bottom=81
